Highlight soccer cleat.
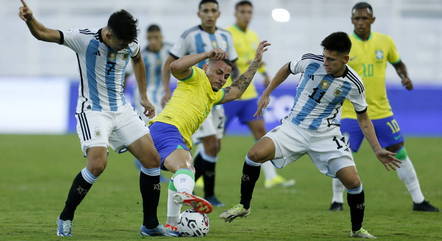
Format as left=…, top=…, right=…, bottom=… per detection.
left=140, top=224, right=179, bottom=237
left=164, top=224, right=181, bottom=237
left=219, top=204, right=250, bottom=223
left=264, top=175, right=296, bottom=188
left=329, top=202, right=344, bottom=211
left=350, top=228, right=376, bottom=239
left=56, top=218, right=72, bottom=237
left=205, top=195, right=224, bottom=207
left=413, top=200, right=439, bottom=212
left=173, top=192, right=213, bottom=214
left=195, top=177, right=204, bottom=188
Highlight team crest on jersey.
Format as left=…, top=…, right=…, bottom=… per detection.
left=108, top=52, right=117, bottom=61
left=320, top=80, right=330, bottom=89
left=211, top=40, right=218, bottom=49
left=375, top=50, right=384, bottom=60
left=334, top=88, right=342, bottom=96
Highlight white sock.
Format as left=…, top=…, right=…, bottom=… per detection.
left=166, top=189, right=182, bottom=226
left=261, top=161, right=277, bottom=180
left=332, top=178, right=345, bottom=203
left=396, top=157, right=424, bottom=203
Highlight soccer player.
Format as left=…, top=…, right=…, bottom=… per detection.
left=220, top=32, right=401, bottom=239
left=133, top=24, right=173, bottom=120
left=152, top=41, right=270, bottom=234
left=328, top=2, right=439, bottom=212
left=162, top=0, right=239, bottom=207
left=225, top=0, right=295, bottom=189
left=18, top=1, right=173, bottom=237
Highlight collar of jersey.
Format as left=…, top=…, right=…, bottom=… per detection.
left=352, top=32, right=372, bottom=41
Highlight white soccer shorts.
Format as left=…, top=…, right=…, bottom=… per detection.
left=75, top=104, right=150, bottom=156
left=264, top=121, right=355, bottom=177
left=193, top=105, right=225, bottom=141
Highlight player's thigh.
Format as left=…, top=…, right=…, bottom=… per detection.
left=372, top=116, right=405, bottom=149
left=258, top=124, right=307, bottom=167
left=163, top=149, right=193, bottom=173
left=75, top=111, right=112, bottom=156
left=110, top=105, right=150, bottom=154
left=308, top=129, right=355, bottom=177
left=340, top=118, right=364, bottom=152
left=247, top=119, right=266, bottom=140
left=335, top=165, right=361, bottom=189
left=222, top=100, right=242, bottom=130
left=127, top=134, right=160, bottom=169
left=240, top=98, right=265, bottom=136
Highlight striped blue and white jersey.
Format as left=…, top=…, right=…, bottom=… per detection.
left=285, top=53, right=367, bottom=131
left=61, top=28, right=139, bottom=113
left=169, top=25, right=238, bottom=67
left=136, top=43, right=173, bottom=109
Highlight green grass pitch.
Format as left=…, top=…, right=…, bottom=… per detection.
left=0, top=135, right=441, bottom=241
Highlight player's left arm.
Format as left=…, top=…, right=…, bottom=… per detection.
left=132, top=51, right=155, bottom=118
left=219, top=41, right=270, bottom=104
left=392, top=61, right=413, bottom=90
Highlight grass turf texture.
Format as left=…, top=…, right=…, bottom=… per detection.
left=0, top=135, right=441, bottom=241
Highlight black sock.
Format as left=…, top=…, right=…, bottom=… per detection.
left=347, top=190, right=365, bottom=231
left=59, top=172, right=93, bottom=221
left=203, top=161, right=216, bottom=198
left=139, top=172, right=160, bottom=229
left=194, top=153, right=204, bottom=181
left=240, top=162, right=261, bottom=209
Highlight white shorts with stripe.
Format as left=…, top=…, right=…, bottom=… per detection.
left=76, top=104, right=149, bottom=156
left=264, top=120, right=355, bottom=177
left=192, top=105, right=225, bottom=142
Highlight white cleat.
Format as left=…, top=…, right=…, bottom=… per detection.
left=350, top=228, right=377, bottom=239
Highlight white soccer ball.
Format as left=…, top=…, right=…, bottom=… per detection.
left=177, top=209, right=209, bottom=237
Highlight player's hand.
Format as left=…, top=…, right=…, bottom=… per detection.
left=18, top=0, right=33, bottom=22
left=375, top=149, right=401, bottom=171
left=208, top=48, right=227, bottom=60
left=401, top=77, right=413, bottom=90
left=254, top=94, right=270, bottom=117
left=161, top=89, right=171, bottom=107
left=141, top=98, right=155, bottom=118
left=254, top=41, right=271, bottom=63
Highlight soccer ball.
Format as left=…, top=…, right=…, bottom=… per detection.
left=177, top=209, right=209, bottom=237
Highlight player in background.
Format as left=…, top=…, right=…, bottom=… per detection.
left=224, top=0, right=295, bottom=189
left=18, top=1, right=174, bottom=237
left=328, top=2, right=439, bottom=212
left=161, top=0, right=239, bottom=207
left=152, top=42, right=270, bottom=234
left=220, top=32, right=401, bottom=239
left=133, top=24, right=173, bottom=121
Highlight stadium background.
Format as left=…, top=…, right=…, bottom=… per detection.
left=1, top=0, right=441, bottom=136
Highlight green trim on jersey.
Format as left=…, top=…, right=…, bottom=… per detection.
left=390, top=59, right=402, bottom=65
left=352, top=32, right=372, bottom=41
left=179, top=68, right=194, bottom=81
left=215, top=88, right=226, bottom=105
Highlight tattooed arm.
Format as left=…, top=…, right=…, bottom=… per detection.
left=219, top=41, right=270, bottom=104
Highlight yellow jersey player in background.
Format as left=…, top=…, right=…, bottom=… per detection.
left=224, top=0, right=295, bottom=189
left=148, top=41, right=270, bottom=235
left=328, top=2, right=439, bottom=212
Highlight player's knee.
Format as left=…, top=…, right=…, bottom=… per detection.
left=247, top=149, right=264, bottom=163
left=140, top=152, right=161, bottom=169
left=346, top=178, right=361, bottom=190
left=204, top=140, right=219, bottom=156
left=88, top=161, right=107, bottom=177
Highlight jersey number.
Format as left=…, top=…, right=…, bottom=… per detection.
left=106, top=61, right=116, bottom=75
left=386, top=119, right=400, bottom=134
left=309, top=87, right=326, bottom=103
left=333, top=136, right=348, bottom=150
left=362, top=64, right=374, bottom=77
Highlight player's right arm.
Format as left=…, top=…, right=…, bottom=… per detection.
left=169, top=49, right=227, bottom=80
left=254, top=63, right=290, bottom=117
left=18, top=0, right=61, bottom=43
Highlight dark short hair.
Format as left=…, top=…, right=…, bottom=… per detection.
left=147, top=24, right=161, bottom=33
left=199, top=0, right=219, bottom=9
left=352, top=2, right=373, bottom=15
left=321, top=32, right=352, bottom=54
left=235, top=0, right=253, bottom=9
left=209, top=58, right=234, bottom=69
left=107, top=10, right=138, bottom=42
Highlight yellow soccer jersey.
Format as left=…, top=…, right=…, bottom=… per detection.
left=226, top=25, right=266, bottom=100
left=342, top=32, right=401, bottom=119
left=151, top=66, right=224, bottom=148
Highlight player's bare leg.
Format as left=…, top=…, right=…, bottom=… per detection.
left=57, top=146, right=107, bottom=237
left=220, top=137, right=275, bottom=222
left=247, top=120, right=295, bottom=188
left=386, top=142, right=439, bottom=212
left=336, top=166, right=375, bottom=239
left=164, top=149, right=213, bottom=231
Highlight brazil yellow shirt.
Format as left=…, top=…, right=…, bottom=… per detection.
left=150, top=66, right=224, bottom=149
left=226, top=25, right=266, bottom=100
left=341, top=32, right=401, bottom=119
